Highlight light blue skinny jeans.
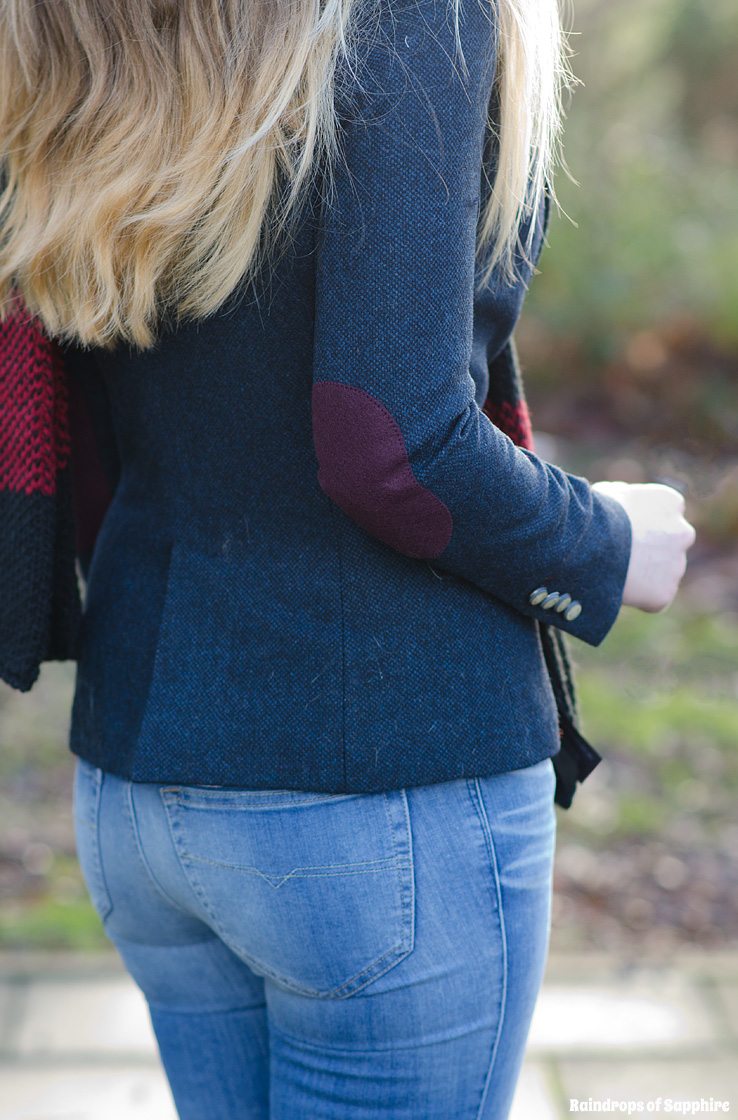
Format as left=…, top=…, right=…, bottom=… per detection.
left=73, top=755, right=556, bottom=1119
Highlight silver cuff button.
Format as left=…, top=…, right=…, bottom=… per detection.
left=555, top=594, right=572, bottom=613
left=529, top=587, right=548, bottom=606
left=565, top=601, right=582, bottom=621
left=542, top=592, right=560, bottom=610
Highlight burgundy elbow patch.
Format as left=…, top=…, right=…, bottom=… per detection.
left=312, top=381, right=453, bottom=559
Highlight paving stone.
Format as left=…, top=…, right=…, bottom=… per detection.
left=0, top=953, right=123, bottom=978
left=527, top=974, right=716, bottom=1053
left=510, top=1061, right=559, bottom=1120
left=15, top=979, right=156, bottom=1057
left=558, top=1059, right=738, bottom=1113
left=0, top=980, right=17, bottom=1050
left=545, top=953, right=738, bottom=984
left=714, top=982, right=738, bottom=1041
left=673, top=954, right=738, bottom=982
left=0, top=1066, right=176, bottom=1120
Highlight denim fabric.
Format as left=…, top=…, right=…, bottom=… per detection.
left=62, top=0, right=632, bottom=793
left=73, top=755, right=557, bottom=1119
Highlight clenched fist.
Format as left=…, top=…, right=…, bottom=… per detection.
left=592, top=481, right=697, bottom=613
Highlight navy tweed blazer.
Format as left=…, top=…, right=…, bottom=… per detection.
left=59, top=0, right=632, bottom=793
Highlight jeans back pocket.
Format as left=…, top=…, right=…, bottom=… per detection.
left=161, top=786, right=414, bottom=999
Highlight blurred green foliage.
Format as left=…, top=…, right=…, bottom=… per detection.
left=0, top=665, right=108, bottom=951
left=574, top=605, right=738, bottom=835
left=520, top=0, right=738, bottom=577
left=0, top=877, right=108, bottom=951
left=552, top=604, right=738, bottom=951
left=529, top=0, right=738, bottom=357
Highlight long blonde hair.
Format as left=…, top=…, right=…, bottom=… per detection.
left=0, top=0, right=569, bottom=351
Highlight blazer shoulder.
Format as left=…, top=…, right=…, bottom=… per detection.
left=344, top=0, right=498, bottom=107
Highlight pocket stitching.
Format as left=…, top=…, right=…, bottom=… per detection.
left=162, top=789, right=414, bottom=999
left=468, top=777, right=508, bottom=1118
left=175, top=849, right=409, bottom=1000
left=162, top=789, right=352, bottom=809
left=180, top=854, right=400, bottom=888
left=383, top=791, right=413, bottom=955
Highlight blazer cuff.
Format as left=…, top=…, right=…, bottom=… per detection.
left=522, top=489, right=632, bottom=647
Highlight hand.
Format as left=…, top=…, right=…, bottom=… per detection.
left=592, top=480, right=697, bottom=613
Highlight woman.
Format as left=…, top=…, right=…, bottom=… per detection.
left=0, top=0, right=695, bottom=1116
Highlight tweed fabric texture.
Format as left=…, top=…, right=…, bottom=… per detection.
left=1, top=0, right=632, bottom=794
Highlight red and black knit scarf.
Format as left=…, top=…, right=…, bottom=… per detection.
left=0, top=294, right=81, bottom=691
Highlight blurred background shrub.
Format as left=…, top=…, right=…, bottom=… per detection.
left=524, top=0, right=738, bottom=369
left=517, top=0, right=738, bottom=957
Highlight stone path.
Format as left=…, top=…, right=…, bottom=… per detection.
left=1, top=952, right=736, bottom=1118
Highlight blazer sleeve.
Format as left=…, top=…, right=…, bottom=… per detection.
left=312, top=0, right=632, bottom=648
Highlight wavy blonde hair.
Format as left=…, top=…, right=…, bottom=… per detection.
left=0, top=0, right=569, bottom=351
